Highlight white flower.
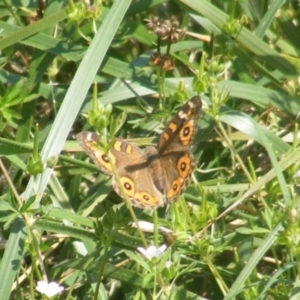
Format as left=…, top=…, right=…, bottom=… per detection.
left=36, top=280, right=64, bottom=298
left=137, top=244, right=167, bottom=260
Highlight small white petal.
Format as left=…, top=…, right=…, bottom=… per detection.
left=137, top=246, right=151, bottom=259
left=137, top=244, right=167, bottom=260
left=158, top=244, right=167, bottom=254
left=147, top=245, right=158, bottom=256
left=36, top=280, right=64, bottom=297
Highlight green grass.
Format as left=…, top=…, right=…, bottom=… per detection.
left=0, top=0, right=300, bottom=299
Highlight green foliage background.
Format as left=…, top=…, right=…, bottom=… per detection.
left=0, top=0, right=300, bottom=299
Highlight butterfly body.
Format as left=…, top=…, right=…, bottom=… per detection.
left=77, top=96, right=202, bottom=209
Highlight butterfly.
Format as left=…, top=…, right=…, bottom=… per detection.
left=77, top=96, right=202, bottom=209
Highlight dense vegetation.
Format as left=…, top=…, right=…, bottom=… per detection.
left=0, top=0, right=299, bottom=299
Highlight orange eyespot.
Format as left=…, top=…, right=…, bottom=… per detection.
left=177, top=155, right=191, bottom=178
left=119, top=176, right=135, bottom=197
left=99, top=153, right=113, bottom=171
left=179, top=121, right=194, bottom=145
left=167, top=178, right=183, bottom=199
left=86, top=146, right=115, bottom=172
left=136, top=192, right=160, bottom=205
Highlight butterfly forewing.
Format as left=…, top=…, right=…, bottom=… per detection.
left=157, top=96, right=202, bottom=154
left=155, top=96, right=202, bottom=203
left=77, top=132, right=114, bottom=176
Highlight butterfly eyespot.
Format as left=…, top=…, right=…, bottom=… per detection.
left=136, top=192, right=160, bottom=206
left=124, top=183, right=132, bottom=190
left=180, top=161, right=186, bottom=171
left=119, top=177, right=135, bottom=196
left=177, top=155, right=191, bottom=178
left=167, top=178, right=184, bottom=199
left=183, top=126, right=190, bottom=137
left=102, top=154, right=109, bottom=163
left=180, top=123, right=194, bottom=145
left=143, top=194, right=149, bottom=201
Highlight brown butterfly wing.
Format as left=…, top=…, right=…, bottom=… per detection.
left=109, top=139, right=164, bottom=209
left=76, top=132, right=113, bottom=175
left=77, top=132, right=164, bottom=209
left=157, top=96, right=202, bottom=154
left=155, top=96, right=202, bottom=202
